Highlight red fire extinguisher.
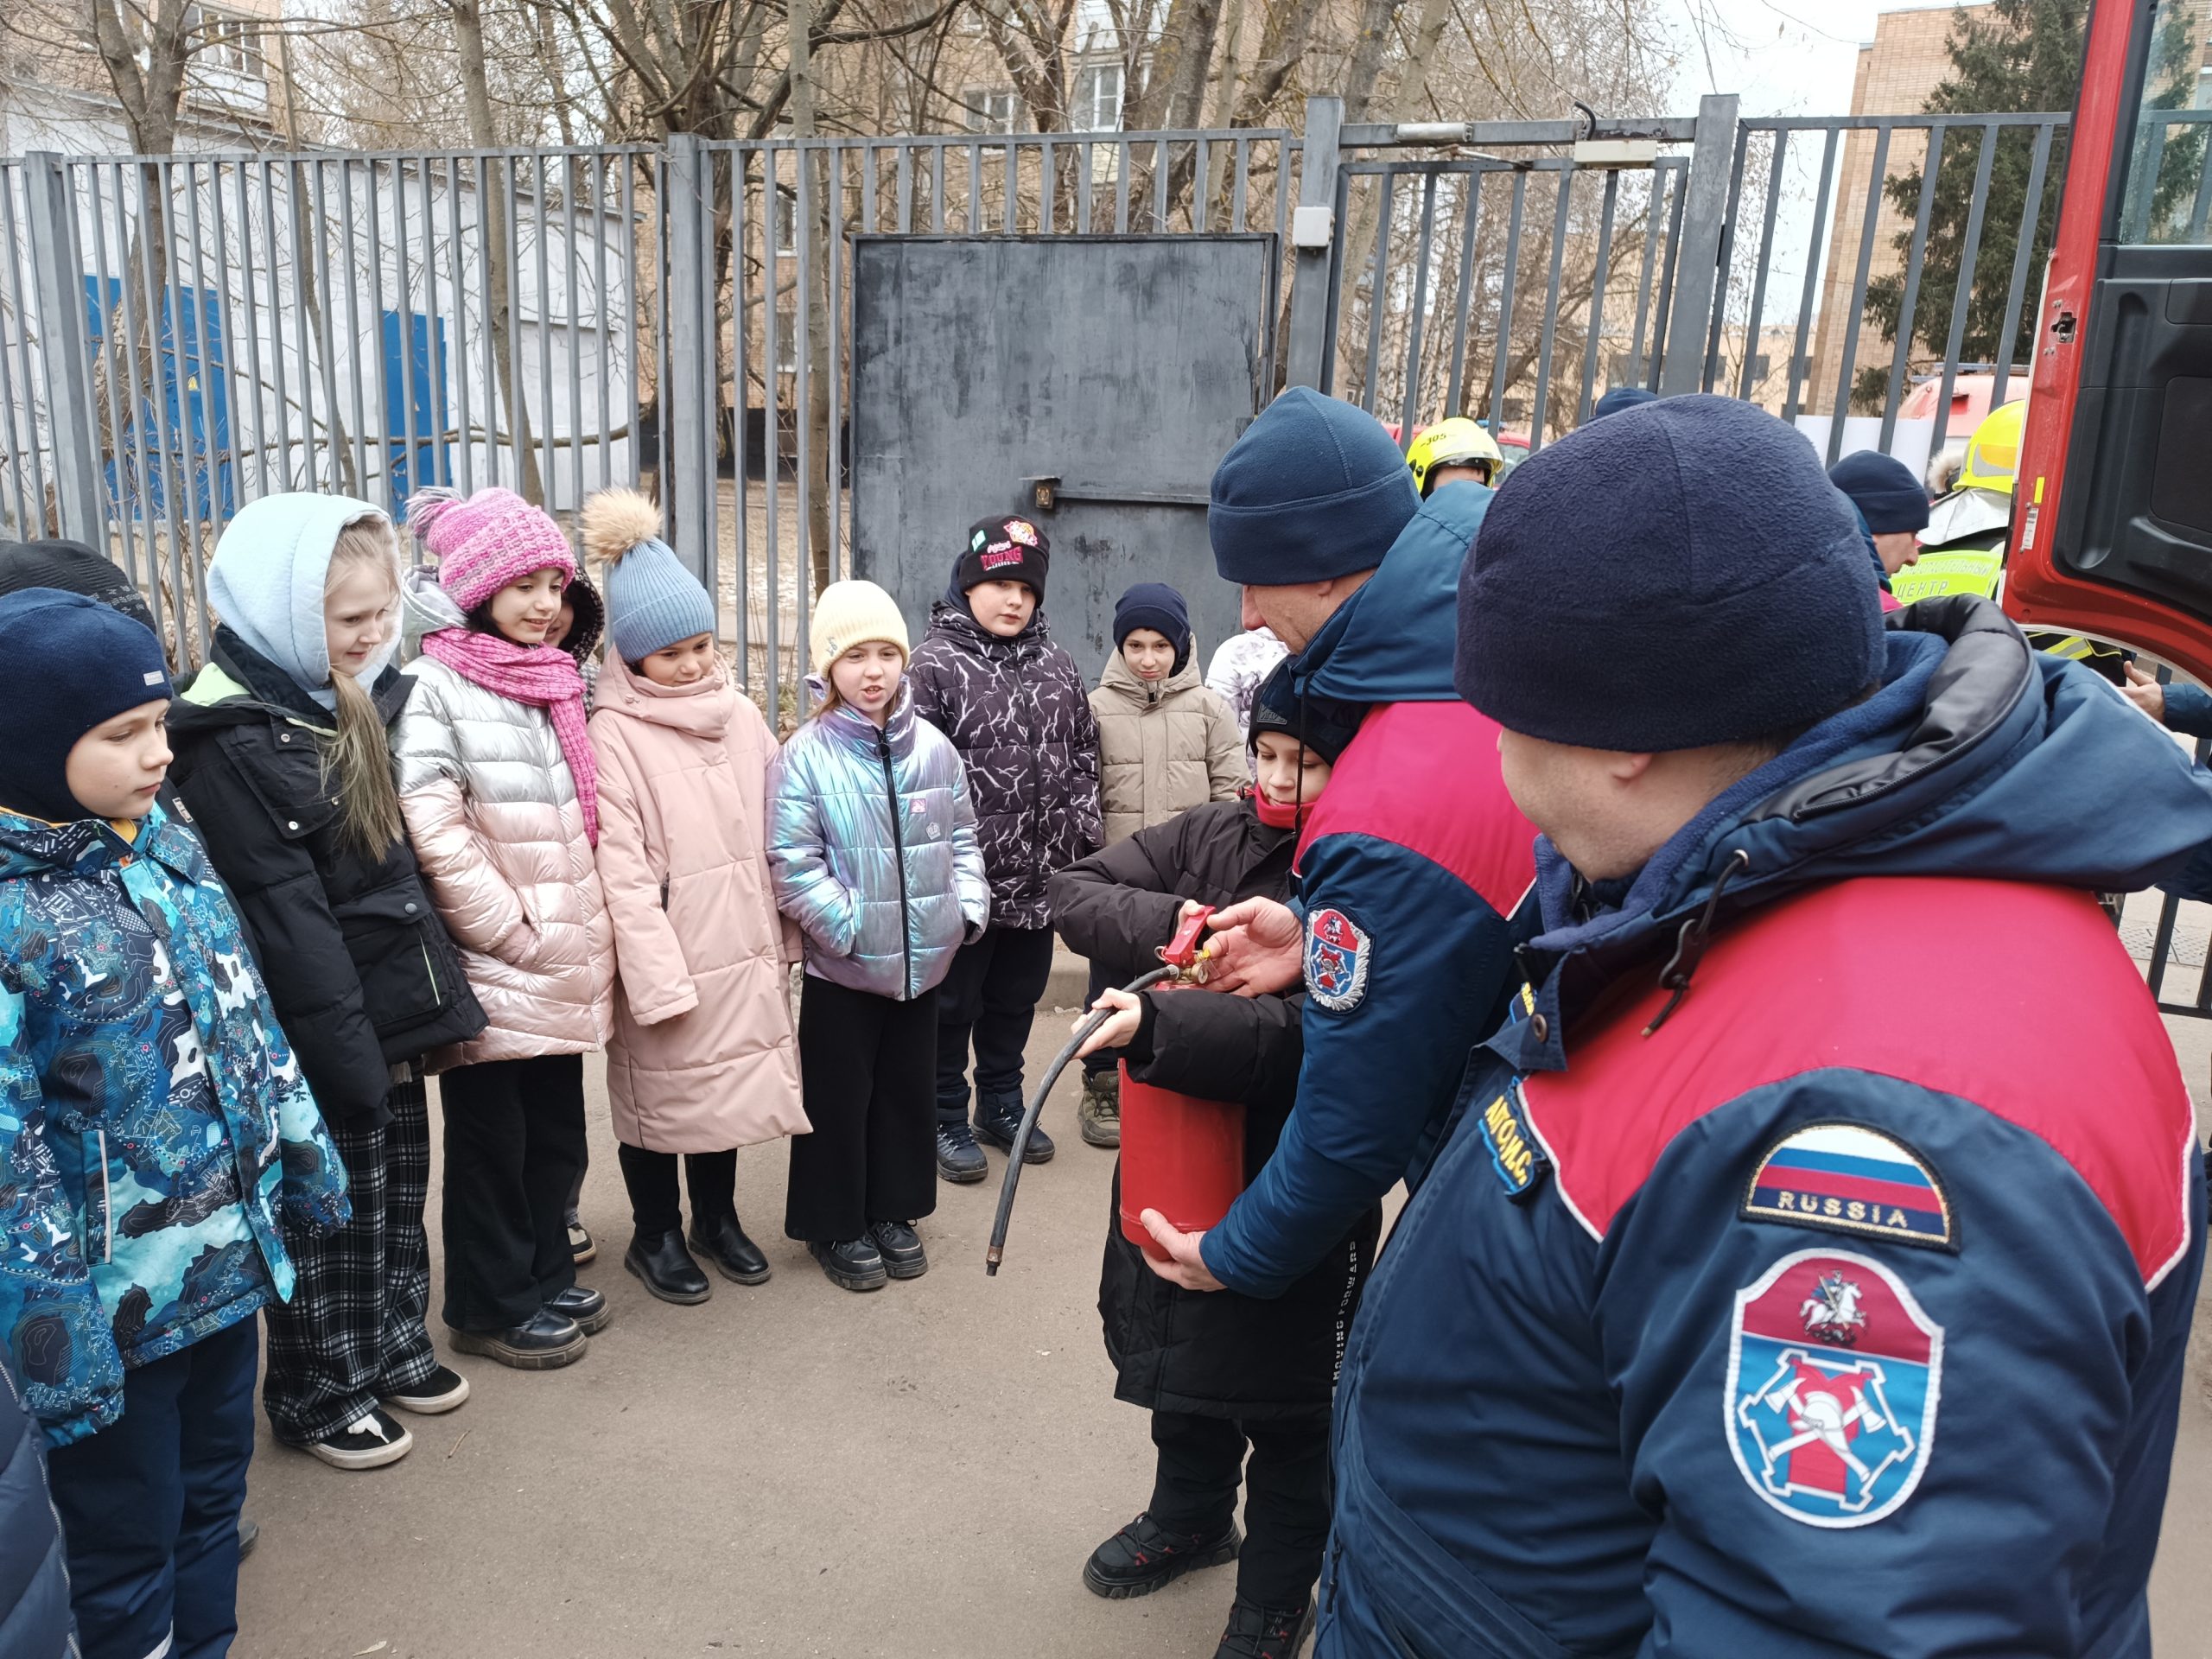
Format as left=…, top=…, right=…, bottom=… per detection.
left=988, top=906, right=1234, bottom=1274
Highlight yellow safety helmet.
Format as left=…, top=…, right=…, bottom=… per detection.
left=1406, top=417, right=1505, bottom=496
left=1957, top=399, right=2026, bottom=497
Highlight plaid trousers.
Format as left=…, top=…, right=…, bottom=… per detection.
left=263, top=1073, right=439, bottom=1444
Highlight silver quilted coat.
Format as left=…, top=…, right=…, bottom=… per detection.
left=767, top=682, right=989, bottom=1001
left=391, top=579, right=615, bottom=1067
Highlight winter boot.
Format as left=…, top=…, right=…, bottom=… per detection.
left=1214, top=1596, right=1316, bottom=1659
left=626, top=1230, right=712, bottom=1304
left=1082, top=1513, right=1241, bottom=1599
left=935, top=1120, right=989, bottom=1184
left=447, top=1308, right=587, bottom=1370
left=546, top=1283, right=612, bottom=1334
left=689, top=1211, right=772, bottom=1286
left=1077, top=1068, right=1121, bottom=1148
left=868, top=1219, right=927, bottom=1280
left=811, top=1236, right=888, bottom=1292
left=975, top=1090, right=1054, bottom=1163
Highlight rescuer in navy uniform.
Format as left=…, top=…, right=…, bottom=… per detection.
left=1320, top=394, right=2212, bottom=1657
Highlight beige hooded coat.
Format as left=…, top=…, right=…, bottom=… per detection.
left=588, top=653, right=808, bottom=1152
left=1090, top=648, right=1248, bottom=845
left=392, top=647, right=616, bottom=1070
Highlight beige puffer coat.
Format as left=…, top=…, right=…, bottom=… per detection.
left=588, top=653, right=808, bottom=1152
left=392, top=648, right=615, bottom=1069
left=1090, top=649, right=1248, bottom=845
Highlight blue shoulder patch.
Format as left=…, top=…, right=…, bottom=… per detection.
left=1478, top=1083, right=1547, bottom=1198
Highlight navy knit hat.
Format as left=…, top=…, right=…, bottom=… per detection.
left=1114, top=582, right=1192, bottom=670
left=1249, top=660, right=1359, bottom=766
left=1827, top=450, right=1930, bottom=535
left=1456, top=395, right=1884, bottom=752
left=1210, top=388, right=1419, bottom=586
left=0, top=588, right=173, bottom=823
left=957, top=515, right=1050, bottom=599
left=1590, top=386, right=1656, bottom=421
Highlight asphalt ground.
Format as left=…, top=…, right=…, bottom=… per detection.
left=230, top=1004, right=2212, bottom=1658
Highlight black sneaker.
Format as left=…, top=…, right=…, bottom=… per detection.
left=810, top=1236, right=888, bottom=1292
left=302, top=1406, right=413, bottom=1471
left=868, top=1219, right=927, bottom=1280
left=382, top=1364, right=470, bottom=1415
left=1215, top=1595, right=1316, bottom=1659
left=975, top=1091, right=1053, bottom=1163
left=546, top=1283, right=612, bottom=1335
left=935, top=1121, right=989, bottom=1184
left=1082, top=1513, right=1241, bottom=1600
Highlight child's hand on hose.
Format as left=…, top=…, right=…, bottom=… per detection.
left=1075, top=988, right=1144, bottom=1058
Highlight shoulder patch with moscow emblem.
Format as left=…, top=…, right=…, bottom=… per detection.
left=1304, top=907, right=1370, bottom=1012
left=1740, top=1121, right=1956, bottom=1251
left=1726, top=1248, right=1942, bottom=1528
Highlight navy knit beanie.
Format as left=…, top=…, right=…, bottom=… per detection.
left=1590, top=386, right=1656, bottom=421
left=1827, top=450, right=1930, bottom=535
left=1209, top=389, right=1418, bottom=586
left=1114, top=582, right=1191, bottom=664
left=0, top=588, right=174, bottom=823
left=1456, top=396, right=1883, bottom=752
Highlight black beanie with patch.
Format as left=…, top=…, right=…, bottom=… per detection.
left=957, top=515, right=1050, bottom=600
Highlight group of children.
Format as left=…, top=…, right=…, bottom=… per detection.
left=0, top=475, right=1352, bottom=1659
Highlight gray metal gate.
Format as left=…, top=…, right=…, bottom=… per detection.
left=848, top=233, right=1274, bottom=677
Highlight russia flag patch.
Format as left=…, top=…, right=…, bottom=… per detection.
left=1739, top=1122, right=1955, bottom=1251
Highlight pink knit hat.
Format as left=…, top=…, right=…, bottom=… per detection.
left=405, top=486, right=576, bottom=613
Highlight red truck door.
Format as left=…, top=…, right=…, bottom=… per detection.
left=2005, top=0, right=2212, bottom=681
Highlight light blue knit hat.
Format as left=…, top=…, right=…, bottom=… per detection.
left=582, top=486, right=715, bottom=664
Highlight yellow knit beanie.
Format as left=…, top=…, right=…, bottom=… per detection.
left=810, top=580, right=911, bottom=676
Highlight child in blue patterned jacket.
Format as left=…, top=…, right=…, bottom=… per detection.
left=0, top=588, right=350, bottom=1659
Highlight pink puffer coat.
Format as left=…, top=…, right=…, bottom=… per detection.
left=588, top=654, right=807, bottom=1152
left=392, top=653, right=615, bottom=1068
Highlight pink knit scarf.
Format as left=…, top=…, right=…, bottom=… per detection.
left=421, top=627, right=600, bottom=844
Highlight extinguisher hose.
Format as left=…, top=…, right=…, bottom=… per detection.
left=986, top=964, right=1177, bottom=1275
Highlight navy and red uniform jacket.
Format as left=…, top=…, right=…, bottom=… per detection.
left=1199, top=482, right=1537, bottom=1299
left=1322, top=598, right=2212, bottom=1658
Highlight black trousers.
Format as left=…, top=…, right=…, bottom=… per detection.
left=264, top=1074, right=437, bottom=1443
left=1148, top=1408, right=1332, bottom=1611
left=48, top=1317, right=257, bottom=1659
left=438, top=1052, right=586, bottom=1332
left=618, top=1143, right=739, bottom=1236
left=935, top=924, right=1055, bottom=1121
left=787, top=975, right=939, bottom=1243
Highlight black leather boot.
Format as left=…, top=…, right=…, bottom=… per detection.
left=689, top=1211, right=772, bottom=1285
left=624, top=1230, right=712, bottom=1305
left=545, top=1283, right=612, bottom=1334
left=446, top=1308, right=588, bottom=1370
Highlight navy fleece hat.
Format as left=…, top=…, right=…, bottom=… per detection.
left=1456, top=395, right=1883, bottom=752
left=1210, top=389, right=1419, bottom=586
left=1827, top=450, right=1930, bottom=536
left=1114, top=582, right=1191, bottom=655
left=0, top=588, right=173, bottom=823
left=1590, top=386, right=1656, bottom=421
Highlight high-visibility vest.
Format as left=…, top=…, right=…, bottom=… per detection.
left=1894, top=534, right=2124, bottom=682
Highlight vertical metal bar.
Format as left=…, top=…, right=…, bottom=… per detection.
left=1527, top=164, right=1575, bottom=452
left=665, top=135, right=712, bottom=589
left=419, top=153, right=444, bottom=485
left=1647, top=162, right=1688, bottom=390
left=337, top=162, right=373, bottom=497
left=0, top=171, right=38, bottom=538
left=828, top=144, right=845, bottom=579
left=1358, top=172, right=1395, bottom=413
left=593, top=153, right=612, bottom=491
left=564, top=155, right=585, bottom=516
left=231, top=160, right=268, bottom=498
left=86, top=165, right=137, bottom=569
left=938, top=143, right=952, bottom=234
left=1625, top=165, right=1669, bottom=392
left=1701, top=120, right=1751, bottom=391
left=206, top=161, right=248, bottom=506
left=367, top=160, right=395, bottom=512
left=1282, top=97, right=1345, bottom=391
left=733, top=150, right=750, bottom=685
left=180, top=157, right=224, bottom=552
left=1991, top=124, right=2054, bottom=410
left=57, top=164, right=110, bottom=544
left=1827, top=123, right=1893, bottom=462
left=796, top=143, right=815, bottom=611
left=1657, top=92, right=1740, bottom=397
left=1395, top=171, right=1440, bottom=439
left=1484, top=171, right=1528, bottom=435
left=22, top=156, right=103, bottom=543
left=1232, top=138, right=1250, bottom=230
left=1079, top=140, right=1095, bottom=232
left=1929, top=124, right=1999, bottom=458
left=391, top=162, right=423, bottom=510
left=763, top=150, right=782, bottom=710
left=1193, top=137, right=1210, bottom=232
left=150, top=161, right=197, bottom=655
left=1116, top=138, right=1133, bottom=233
left=0, top=171, right=53, bottom=525
left=1320, top=162, right=1350, bottom=397
left=1005, top=139, right=1020, bottom=234
left=259, top=161, right=294, bottom=492
left=503, top=156, right=531, bottom=495
left=620, top=156, right=639, bottom=486
left=1878, top=122, right=1946, bottom=450
left=1040, top=139, right=1055, bottom=234
left=861, top=143, right=878, bottom=235
left=1579, top=168, right=1620, bottom=423
left=895, top=146, right=913, bottom=233
left=119, top=163, right=174, bottom=614
left=1737, top=129, right=1787, bottom=401
left=1444, top=169, right=1484, bottom=416
left=532, top=156, right=556, bottom=507
left=1153, top=137, right=1169, bottom=231
left=1785, top=128, right=1840, bottom=423
left=475, top=157, right=502, bottom=486
left=444, top=156, right=473, bottom=492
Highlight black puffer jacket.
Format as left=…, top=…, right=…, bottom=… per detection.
left=168, top=628, right=486, bottom=1124
left=1050, top=798, right=1379, bottom=1419
left=0, top=1359, right=69, bottom=1658
left=910, top=598, right=1102, bottom=929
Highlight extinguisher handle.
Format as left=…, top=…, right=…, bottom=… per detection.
left=1159, top=905, right=1216, bottom=970
left=987, top=963, right=1178, bottom=1275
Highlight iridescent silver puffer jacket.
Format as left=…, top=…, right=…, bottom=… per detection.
left=767, top=683, right=989, bottom=1001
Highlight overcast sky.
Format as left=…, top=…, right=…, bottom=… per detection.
left=1666, top=0, right=1968, bottom=116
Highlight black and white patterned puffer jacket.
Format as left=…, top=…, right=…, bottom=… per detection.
left=908, top=599, right=1103, bottom=930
